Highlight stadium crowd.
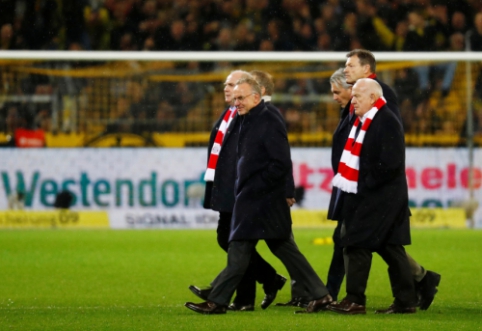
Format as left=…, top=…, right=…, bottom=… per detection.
left=1, top=0, right=482, bottom=145
left=1, top=0, right=482, bottom=52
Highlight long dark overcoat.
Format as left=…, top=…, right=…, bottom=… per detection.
left=265, top=101, right=295, bottom=198
left=341, top=105, right=411, bottom=251
left=328, top=77, right=402, bottom=220
left=229, top=101, right=292, bottom=241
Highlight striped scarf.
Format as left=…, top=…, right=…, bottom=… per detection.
left=332, top=97, right=386, bottom=193
left=204, top=106, right=237, bottom=181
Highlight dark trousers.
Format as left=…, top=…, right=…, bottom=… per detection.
left=344, top=244, right=417, bottom=307
left=213, top=212, right=277, bottom=305
left=326, top=222, right=345, bottom=301
left=208, top=235, right=329, bottom=306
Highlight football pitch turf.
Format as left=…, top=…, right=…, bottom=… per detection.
left=0, top=228, right=481, bottom=331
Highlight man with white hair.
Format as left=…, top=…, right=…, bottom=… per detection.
left=327, top=78, right=417, bottom=315
left=332, top=50, right=441, bottom=311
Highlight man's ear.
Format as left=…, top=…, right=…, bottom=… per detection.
left=261, top=86, right=266, bottom=96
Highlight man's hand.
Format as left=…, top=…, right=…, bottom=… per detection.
left=286, top=198, right=296, bottom=207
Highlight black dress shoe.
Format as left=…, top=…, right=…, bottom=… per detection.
left=375, top=303, right=416, bottom=314
left=188, top=285, right=212, bottom=301
left=417, top=270, right=441, bottom=310
left=261, top=274, right=287, bottom=309
left=327, top=298, right=366, bottom=315
left=295, top=294, right=333, bottom=313
left=275, top=297, right=310, bottom=308
left=184, top=301, right=227, bottom=315
left=228, top=303, right=255, bottom=311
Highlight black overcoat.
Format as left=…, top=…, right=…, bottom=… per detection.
left=203, top=107, right=240, bottom=212
left=328, top=77, right=402, bottom=220
left=229, top=101, right=292, bottom=241
left=341, top=105, right=411, bottom=251
left=265, top=101, right=295, bottom=198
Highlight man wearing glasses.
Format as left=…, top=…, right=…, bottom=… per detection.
left=189, top=70, right=287, bottom=312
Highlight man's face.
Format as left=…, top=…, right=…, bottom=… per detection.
left=331, top=82, right=352, bottom=108
left=233, top=83, right=260, bottom=115
left=351, top=82, right=373, bottom=117
left=224, top=72, right=244, bottom=104
left=344, top=55, right=369, bottom=84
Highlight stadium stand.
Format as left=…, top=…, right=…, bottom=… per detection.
left=0, top=0, right=481, bottom=147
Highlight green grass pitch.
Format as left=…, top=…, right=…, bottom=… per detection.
left=0, top=228, right=481, bottom=330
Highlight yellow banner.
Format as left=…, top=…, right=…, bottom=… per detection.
left=291, top=208, right=466, bottom=229
left=0, top=211, right=109, bottom=229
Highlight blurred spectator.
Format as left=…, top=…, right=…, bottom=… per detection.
left=0, top=24, right=14, bottom=50
left=0, top=0, right=480, bottom=52
left=450, top=11, right=468, bottom=35
left=292, top=19, right=316, bottom=51
left=316, top=32, right=333, bottom=51
left=333, top=12, right=358, bottom=51
left=233, top=23, right=257, bottom=51
left=109, top=1, right=137, bottom=50
left=211, top=27, right=236, bottom=51
left=264, top=19, right=294, bottom=51
left=258, top=39, right=274, bottom=51
left=62, top=1, right=89, bottom=50
left=467, top=12, right=482, bottom=51
left=22, top=0, right=61, bottom=50
left=107, top=97, right=133, bottom=133
left=355, top=0, right=381, bottom=51
left=157, top=19, right=188, bottom=51
left=404, top=10, right=456, bottom=113
left=153, top=101, right=176, bottom=132
left=84, top=2, right=112, bottom=50
left=119, top=33, right=138, bottom=51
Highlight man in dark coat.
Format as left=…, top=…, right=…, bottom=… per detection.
left=185, top=77, right=332, bottom=315
left=189, top=70, right=286, bottom=311
left=250, top=70, right=313, bottom=308
left=325, top=68, right=353, bottom=302
left=328, top=50, right=441, bottom=310
left=328, top=79, right=417, bottom=315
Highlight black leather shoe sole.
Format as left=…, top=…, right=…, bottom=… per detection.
left=184, top=302, right=227, bottom=315
left=188, top=285, right=211, bottom=301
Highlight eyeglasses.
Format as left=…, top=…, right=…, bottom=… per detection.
left=232, top=93, right=255, bottom=103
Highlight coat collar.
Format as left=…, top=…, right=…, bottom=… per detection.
left=241, top=99, right=266, bottom=118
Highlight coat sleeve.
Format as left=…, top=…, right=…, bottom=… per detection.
left=259, top=114, right=292, bottom=191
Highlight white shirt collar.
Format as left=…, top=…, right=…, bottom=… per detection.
left=262, top=95, right=272, bottom=102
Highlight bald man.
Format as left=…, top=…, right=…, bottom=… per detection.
left=333, top=50, right=441, bottom=311
left=327, top=79, right=417, bottom=315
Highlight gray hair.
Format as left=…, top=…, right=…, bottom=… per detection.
left=235, top=76, right=262, bottom=96
left=330, top=68, right=351, bottom=89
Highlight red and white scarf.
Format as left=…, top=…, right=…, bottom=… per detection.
left=204, top=106, right=237, bottom=181
left=332, top=97, right=386, bottom=193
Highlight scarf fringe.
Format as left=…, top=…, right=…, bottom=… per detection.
left=332, top=173, right=358, bottom=193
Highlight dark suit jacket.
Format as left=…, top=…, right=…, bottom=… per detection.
left=328, top=77, right=402, bottom=220
left=203, top=107, right=240, bottom=212
left=341, top=105, right=411, bottom=251
left=229, top=100, right=292, bottom=241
